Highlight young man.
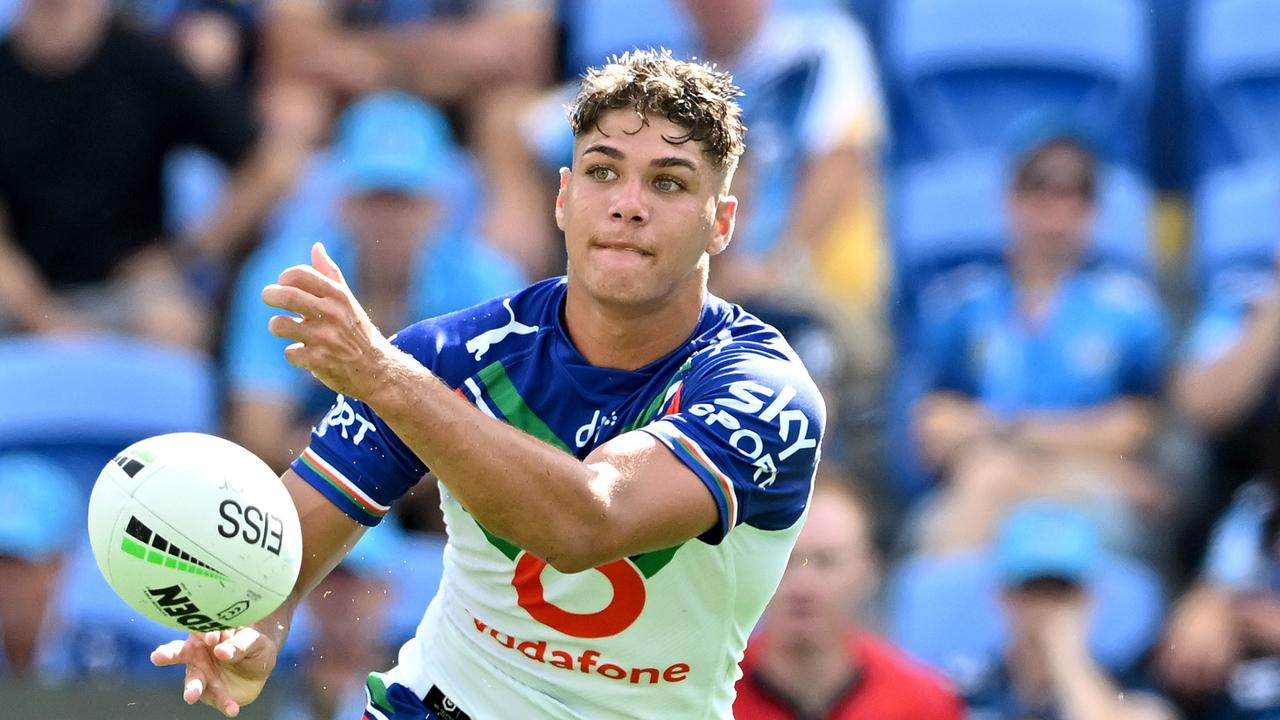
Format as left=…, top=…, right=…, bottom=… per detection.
left=152, top=49, right=825, bottom=719
left=734, top=479, right=963, bottom=719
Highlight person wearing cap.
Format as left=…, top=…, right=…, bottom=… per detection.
left=1156, top=473, right=1280, bottom=719
left=224, top=90, right=526, bottom=473
left=955, top=502, right=1176, bottom=720
left=912, top=119, right=1171, bottom=553
left=734, top=477, right=964, bottom=720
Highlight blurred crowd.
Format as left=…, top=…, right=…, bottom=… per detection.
left=0, top=0, right=1278, bottom=718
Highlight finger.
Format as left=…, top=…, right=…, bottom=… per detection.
left=199, top=684, right=242, bottom=718
left=151, top=639, right=191, bottom=666
left=312, top=242, right=346, bottom=285
left=267, top=314, right=309, bottom=342
left=214, top=627, right=263, bottom=665
left=278, top=264, right=343, bottom=299
left=183, top=666, right=208, bottom=705
left=262, top=283, right=329, bottom=318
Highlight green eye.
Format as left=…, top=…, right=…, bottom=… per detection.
left=589, top=166, right=616, bottom=181
left=654, top=176, right=685, bottom=193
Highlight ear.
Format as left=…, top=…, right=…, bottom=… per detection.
left=554, top=167, right=571, bottom=232
left=707, top=195, right=738, bottom=256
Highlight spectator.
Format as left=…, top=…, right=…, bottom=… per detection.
left=1157, top=476, right=1280, bottom=719
left=913, top=122, right=1170, bottom=553
left=0, top=0, right=297, bottom=346
left=1172, top=255, right=1280, bottom=571
left=956, top=502, right=1177, bottom=720
left=1159, top=285, right=1280, bottom=716
left=224, top=91, right=525, bottom=472
left=0, top=452, right=80, bottom=675
left=734, top=478, right=964, bottom=719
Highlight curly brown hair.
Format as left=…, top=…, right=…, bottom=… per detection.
left=566, top=48, right=747, bottom=177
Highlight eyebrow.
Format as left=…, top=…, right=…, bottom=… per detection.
left=582, top=143, right=699, bottom=174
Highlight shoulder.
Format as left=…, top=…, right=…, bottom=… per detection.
left=858, top=633, right=962, bottom=702
left=683, top=303, right=824, bottom=419
left=1079, top=268, right=1165, bottom=321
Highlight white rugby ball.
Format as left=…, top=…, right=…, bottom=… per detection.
left=87, top=432, right=302, bottom=633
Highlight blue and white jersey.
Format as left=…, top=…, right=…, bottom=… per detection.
left=916, top=267, right=1169, bottom=417
left=291, top=278, right=825, bottom=719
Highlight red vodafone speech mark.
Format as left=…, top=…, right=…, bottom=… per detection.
left=512, top=553, right=646, bottom=638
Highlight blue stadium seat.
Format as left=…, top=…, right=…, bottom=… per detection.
left=0, top=334, right=217, bottom=475
left=1191, top=160, right=1280, bottom=291
left=1187, top=0, right=1280, bottom=175
left=886, top=550, right=1166, bottom=676
left=885, top=0, right=1152, bottom=167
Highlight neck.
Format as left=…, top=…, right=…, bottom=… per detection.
left=562, top=276, right=706, bottom=371
left=1007, top=639, right=1055, bottom=704
left=1010, top=244, right=1074, bottom=297
left=757, top=630, right=858, bottom=715
left=12, top=26, right=107, bottom=78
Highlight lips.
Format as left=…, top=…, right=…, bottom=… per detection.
left=591, top=237, right=653, bottom=256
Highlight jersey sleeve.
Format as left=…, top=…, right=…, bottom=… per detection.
left=799, top=11, right=886, bottom=154
left=289, top=332, right=432, bottom=526
left=640, top=351, right=825, bottom=544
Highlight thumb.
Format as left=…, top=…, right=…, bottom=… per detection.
left=311, top=242, right=346, bottom=285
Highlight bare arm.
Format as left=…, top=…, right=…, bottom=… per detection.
left=1173, top=292, right=1280, bottom=437
left=0, top=207, right=92, bottom=332
left=779, top=146, right=867, bottom=254
left=263, top=244, right=719, bottom=573
left=226, top=394, right=309, bottom=473
left=186, top=137, right=307, bottom=263
left=1009, top=397, right=1157, bottom=459
left=1041, top=592, right=1178, bottom=720
left=914, top=391, right=998, bottom=471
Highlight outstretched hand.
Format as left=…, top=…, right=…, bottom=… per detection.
left=263, top=242, right=399, bottom=401
left=150, top=627, right=279, bottom=717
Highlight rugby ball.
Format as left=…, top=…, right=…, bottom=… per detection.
left=87, top=433, right=302, bottom=633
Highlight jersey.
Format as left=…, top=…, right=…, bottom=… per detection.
left=290, top=278, right=826, bottom=720
left=916, top=266, right=1169, bottom=418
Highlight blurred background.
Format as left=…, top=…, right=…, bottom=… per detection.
left=0, top=0, right=1278, bottom=718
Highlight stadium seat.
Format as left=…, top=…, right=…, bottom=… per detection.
left=885, top=0, right=1152, bottom=167
left=1187, top=0, right=1280, bottom=175
left=886, top=550, right=1166, bottom=676
left=0, top=334, right=217, bottom=471
left=1190, top=159, right=1280, bottom=291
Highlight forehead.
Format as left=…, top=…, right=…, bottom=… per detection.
left=574, top=108, right=711, bottom=170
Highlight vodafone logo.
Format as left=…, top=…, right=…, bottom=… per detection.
left=512, top=553, right=646, bottom=638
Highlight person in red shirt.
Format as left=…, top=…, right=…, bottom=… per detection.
left=735, top=478, right=964, bottom=719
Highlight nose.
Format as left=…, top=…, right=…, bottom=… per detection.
left=608, top=177, right=649, bottom=225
